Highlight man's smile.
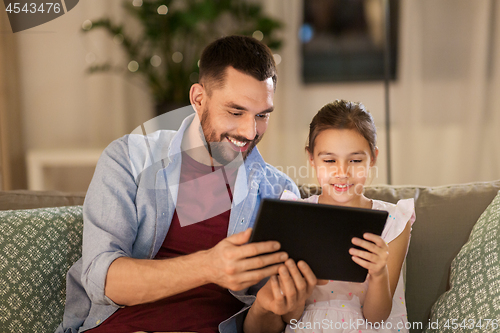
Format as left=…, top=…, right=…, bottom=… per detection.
left=227, top=136, right=250, bottom=152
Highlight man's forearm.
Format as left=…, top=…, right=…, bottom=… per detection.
left=105, top=251, right=210, bottom=306
left=104, top=229, right=287, bottom=306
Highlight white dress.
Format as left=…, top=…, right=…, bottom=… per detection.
left=280, top=191, right=416, bottom=333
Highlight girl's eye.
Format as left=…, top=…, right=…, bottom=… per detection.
left=324, top=159, right=335, bottom=163
left=351, top=160, right=363, bottom=163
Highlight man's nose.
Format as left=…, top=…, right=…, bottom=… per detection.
left=238, top=116, right=257, bottom=141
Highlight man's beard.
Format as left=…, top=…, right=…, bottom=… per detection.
left=200, top=108, right=262, bottom=165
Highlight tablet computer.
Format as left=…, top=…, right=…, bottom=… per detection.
left=249, top=198, right=388, bottom=282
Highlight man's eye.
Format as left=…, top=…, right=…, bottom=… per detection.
left=230, top=111, right=242, bottom=116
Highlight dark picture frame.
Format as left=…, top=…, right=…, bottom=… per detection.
left=301, top=0, right=399, bottom=83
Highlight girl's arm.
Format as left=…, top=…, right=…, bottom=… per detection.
left=350, top=221, right=412, bottom=323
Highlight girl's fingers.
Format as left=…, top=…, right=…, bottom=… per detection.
left=351, top=237, right=376, bottom=253
left=352, top=255, right=384, bottom=273
left=351, top=255, right=370, bottom=269
left=362, top=233, right=384, bottom=244
left=270, top=275, right=285, bottom=305
left=351, top=235, right=389, bottom=276
left=284, top=259, right=307, bottom=293
left=349, top=248, right=377, bottom=263
left=277, top=265, right=297, bottom=301
left=363, top=233, right=389, bottom=251
left=295, top=260, right=318, bottom=295
left=352, top=235, right=388, bottom=256
left=297, top=260, right=318, bottom=287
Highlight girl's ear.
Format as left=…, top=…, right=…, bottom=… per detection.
left=306, top=148, right=315, bottom=167
left=370, top=147, right=379, bottom=167
left=189, top=83, right=205, bottom=114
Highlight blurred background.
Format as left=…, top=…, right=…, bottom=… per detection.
left=0, top=0, right=499, bottom=192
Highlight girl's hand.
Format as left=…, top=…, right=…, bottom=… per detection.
left=316, top=279, right=329, bottom=285
left=349, top=233, right=389, bottom=278
left=254, top=259, right=317, bottom=322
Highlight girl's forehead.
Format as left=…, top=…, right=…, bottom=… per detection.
left=314, top=128, right=371, bottom=153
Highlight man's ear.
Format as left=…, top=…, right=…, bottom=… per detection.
left=190, top=83, right=205, bottom=114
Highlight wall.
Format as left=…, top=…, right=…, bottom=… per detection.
left=259, top=0, right=500, bottom=187
left=3, top=0, right=500, bottom=190
left=15, top=0, right=153, bottom=151
left=6, top=0, right=154, bottom=190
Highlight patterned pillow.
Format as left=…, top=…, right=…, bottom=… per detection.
left=0, top=206, right=83, bottom=332
left=425, top=191, right=500, bottom=333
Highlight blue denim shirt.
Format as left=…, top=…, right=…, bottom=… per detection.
left=56, top=113, right=300, bottom=333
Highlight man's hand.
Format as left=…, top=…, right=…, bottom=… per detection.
left=204, top=228, right=288, bottom=291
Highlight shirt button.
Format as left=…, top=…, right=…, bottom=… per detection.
left=241, top=218, right=245, bottom=224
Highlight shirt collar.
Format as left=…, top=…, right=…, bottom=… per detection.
left=168, top=112, right=196, bottom=159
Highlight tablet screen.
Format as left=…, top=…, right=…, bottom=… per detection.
left=249, top=198, right=388, bottom=282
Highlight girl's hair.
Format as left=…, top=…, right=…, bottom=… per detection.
left=307, top=100, right=377, bottom=159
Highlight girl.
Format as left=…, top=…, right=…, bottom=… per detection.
left=281, top=100, right=415, bottom=332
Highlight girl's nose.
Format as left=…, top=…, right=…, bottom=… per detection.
left=335, top=164, right=350, bottom=178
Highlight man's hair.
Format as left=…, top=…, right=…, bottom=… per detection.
left=199, top=35, right=277, bottom=94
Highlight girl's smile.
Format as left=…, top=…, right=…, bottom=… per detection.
left=331, top=183, right=353, bottom=192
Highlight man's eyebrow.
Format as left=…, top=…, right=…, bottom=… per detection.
left=259, top=107, right=274, bottom=114
left=225, top=102, right=274, bottom=114
left=226, top=102, right=247, bottom=110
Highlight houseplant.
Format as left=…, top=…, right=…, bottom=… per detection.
left=83, top=0, right=283, bottom=115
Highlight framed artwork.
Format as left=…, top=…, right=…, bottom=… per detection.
left=301, top=0, right=399, bottom=83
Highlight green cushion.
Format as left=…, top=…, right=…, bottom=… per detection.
left=425, top=191, right=500, bottom=332
left=0, top=206, right=83, bottom=332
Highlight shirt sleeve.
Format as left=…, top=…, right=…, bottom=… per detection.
left=280, top=189, right=300, bottom=201
left=80, top=136, right=140, bottom=306
left=381, top=198, right=416, bottom=244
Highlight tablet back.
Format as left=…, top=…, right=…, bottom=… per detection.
left=250, top=198, right=388, bottom=282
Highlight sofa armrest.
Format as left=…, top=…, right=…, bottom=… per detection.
left=0, top=190, right=85, bottom=210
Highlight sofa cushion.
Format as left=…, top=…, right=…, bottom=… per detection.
left=0, top=206, right=83, bottom=332
left=424, top=191, right=500, bottom=332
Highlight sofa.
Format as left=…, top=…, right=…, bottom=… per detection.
left=1, top=180, right=499, bottom=332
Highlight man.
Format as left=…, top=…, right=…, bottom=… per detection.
left=56, top=35, right=316, bottom=333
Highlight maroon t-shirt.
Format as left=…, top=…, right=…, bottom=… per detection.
left=89, top=151, right=242, bottom=333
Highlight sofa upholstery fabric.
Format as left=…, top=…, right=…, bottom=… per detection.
left=424, top=191, right=500, bottom=332
left=0, top=206, right=83, bottom=332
